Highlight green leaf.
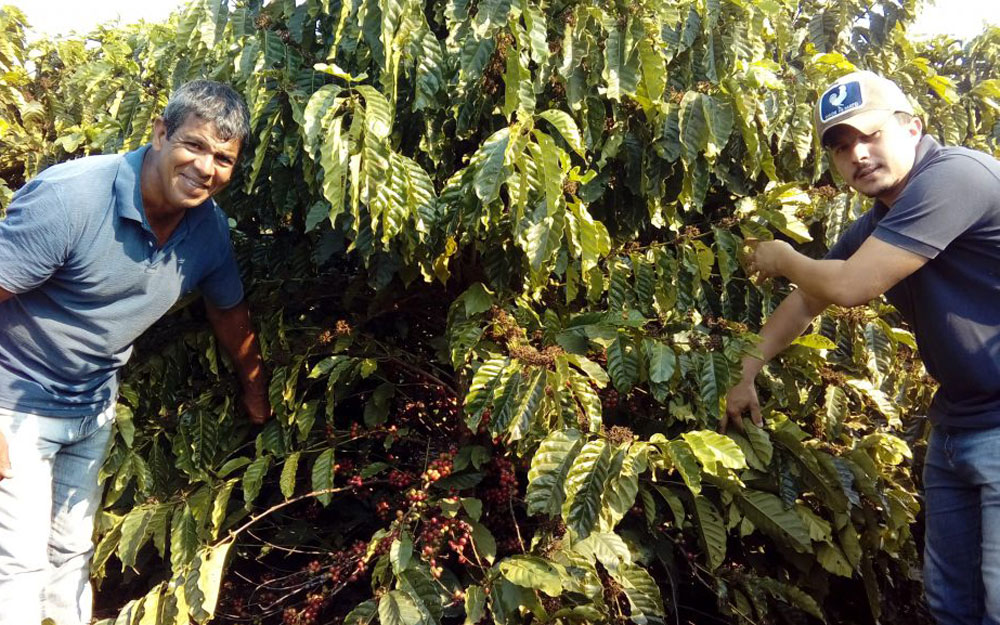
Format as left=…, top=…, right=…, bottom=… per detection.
left=196, top=541, right=233, bottom=617
left=612, top=563, right=667, bottom=625
left=693, top=495, right=726, bottom=570
left=280, top=452, right=300, bottom=499
left=390, top=532, right=413, bottom=574
left=500, top=555, right=565, bottom=596
left=817, top=542, right=853, bottom=577
left=644, top=340, right=676, bottom=384
left=469, top=521, right=497, bottom=565
left=508, top=368, right=546, bottom=441
left=472, top=128, right=510, bottom=203
left=464, top=357, right=509, bottom=430
left=666, top=440, right=702, bottom=495
left=526, top=429, right=584, bottom=516
left=736, top=490, right=812, bottom=554
left=562, top=439, right=612, bottom=539
left=698, top=352, right=732, bottom=420
left=170, top=506, right=198, bottom=571
left=378, top=590, right=423, bottom=625
left=573, top=531, right=633, bottom=572
left=537, top=109, right=585, bottom=157
left=355, top=85, right=392, bottom=139
left=679, top=92, right=734, bottom=161
left=462, top=283, right=494, bottom=317
left=608, top=331, right=639, bottom=393
left=118, top=505, right=153, bottom=569
left=242, top=455, right=271, bottom=507
left=312, top=447, right=336, bottom=506
left=319, top=115, right=349, bottom=225
left=755, top=576, right=826, bottom=621
left=601, top=443, right=648, bottom=529
left=681, top=430, right=747, bottom=476
left=344, top=600, right=378, bottom=625
left=792, top=334, right=837, bottom=350
left=464, top=585, right=486, bottom=625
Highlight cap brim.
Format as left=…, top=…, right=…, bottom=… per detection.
left=821, top=109, right=895, bottom=144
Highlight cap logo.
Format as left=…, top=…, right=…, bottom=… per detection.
left=819, top=81, right=863, bottom=123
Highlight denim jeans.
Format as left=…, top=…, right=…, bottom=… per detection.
left=924, top=424, right=1000, bottom=625
left=0, top=405, right=114, bottom=625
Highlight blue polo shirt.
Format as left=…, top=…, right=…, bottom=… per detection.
left=827, top=135, right=1000, bottom=428
left=0, top=145, right=244, bottom=417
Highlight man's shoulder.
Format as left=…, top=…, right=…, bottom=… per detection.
left=919, top=143, right=1000, bottom=187
left=23, top=153, right=124, bottom=215
left=35, top=153, right=122, bottom=185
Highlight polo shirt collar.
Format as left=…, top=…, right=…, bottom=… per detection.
left=113, top=145, right=149, bottom=226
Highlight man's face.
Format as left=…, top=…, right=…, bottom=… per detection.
left=149, top=114, right=241, bottom=211
left=825, top=115, right=922, bottom=205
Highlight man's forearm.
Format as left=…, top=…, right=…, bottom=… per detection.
left=777, top=252, right=855, bottom=306
left=205, top=301, right=267, bottom=396
left=740, top=288, right=828, bottom=381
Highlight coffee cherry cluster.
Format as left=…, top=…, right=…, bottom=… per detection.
left=422, top=453, right=454, bottom=484
left=418, top=516, right=473, bottom=577
left=282, top=592, right=327, bottom=625
left=388, top=469, right=414, bottom=488
left=601, top=388, right=620, bottom=411
left=484, top=457, right=517, bottom=506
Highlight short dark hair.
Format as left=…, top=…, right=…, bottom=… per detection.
left=163, top=80, right=250, bottom=148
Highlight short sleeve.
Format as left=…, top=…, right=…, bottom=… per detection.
left=824, top=210, right=878, bottom=261
left=198, top=209, right=244, bottom=310
left=0, top=179, right=73, bottom=293
left=873, top=154, right=993, bottom=259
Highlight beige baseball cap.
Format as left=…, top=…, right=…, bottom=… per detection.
left=815, top=71, right=914, bottom=146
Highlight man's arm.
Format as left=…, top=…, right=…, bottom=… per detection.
left=751, top=236, right=927, bottom=307
left=722, top=288, right=829, bottom=433
left=205, top=300, right=271, bottom=424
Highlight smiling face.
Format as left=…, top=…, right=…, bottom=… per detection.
left=825, top=114, right=923, bottom=206
left=144, top=113, right=241, bottom=215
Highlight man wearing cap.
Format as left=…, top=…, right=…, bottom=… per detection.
left=724, top=70, right=1000, bottom=624
left=0, top=80, right=271, bottom=625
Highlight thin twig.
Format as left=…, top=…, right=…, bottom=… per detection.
left=217, top=487, right=352, bottom=547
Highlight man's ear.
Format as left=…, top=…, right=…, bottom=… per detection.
left=151, top=117, right=168, bottom=149
left=909, top=116, right=924, bottom=141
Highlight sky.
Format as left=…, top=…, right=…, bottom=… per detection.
left=3, top=0, right=1000, bottom=41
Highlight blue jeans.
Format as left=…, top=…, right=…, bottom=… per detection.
left=924, top=424, right=1000, bottom=625
left=0, top=406, right=114, bottom=625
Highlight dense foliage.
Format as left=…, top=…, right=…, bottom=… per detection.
left=2, top=0, right=1000, bottom=623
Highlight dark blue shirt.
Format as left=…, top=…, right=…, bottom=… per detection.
left=0, top=146, right=244, bottom=417
left=828, top=135, right=1000, bottom=428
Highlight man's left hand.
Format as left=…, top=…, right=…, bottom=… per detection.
left=748, top=240, right=794, bottom=280
left=241, top=389, right=272, bottom=425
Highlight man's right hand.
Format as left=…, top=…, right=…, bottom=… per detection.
left=0, top=431, right=12, bottom=481
left=721, top=378, right=763, bottom=434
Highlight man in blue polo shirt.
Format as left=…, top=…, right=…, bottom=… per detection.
left=0, top=80, right=270, bottom=625
left=723, top=72, right=1000, bottom=625
left=724, top=70, right=1000, bottom=624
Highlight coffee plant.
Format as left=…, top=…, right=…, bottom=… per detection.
left=2, top=0, right=1000, bottom=623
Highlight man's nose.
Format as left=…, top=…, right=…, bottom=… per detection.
left=850, top=141, right=870, bottom=162
left=192, top=152, right=214, bottom=177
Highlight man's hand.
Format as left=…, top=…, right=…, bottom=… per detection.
left=0, top=431, right=12, bottom=481
left=241, top=389, right=272, bottom=425
left=747, top=240, right=794, bottom=281
left=721, top=378, right=763, bottom=434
